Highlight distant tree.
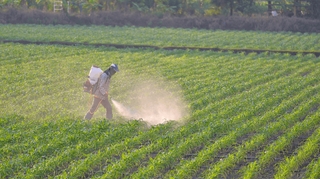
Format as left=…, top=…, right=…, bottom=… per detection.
left=82, top=0, right=101, bottom=15
left=262, top=0, right=319, bottom=18
left=236, top=0, right=266, bottom=16
left=210, top=0, right=262, bottom=16
left=210, top=0, right=233, bottom=15
left=305, top=0, right=320, bottom=18
left=267, top=0, right=271, bottom=15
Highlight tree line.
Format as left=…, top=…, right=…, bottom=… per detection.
left=1, top=0, right=319, bottom=19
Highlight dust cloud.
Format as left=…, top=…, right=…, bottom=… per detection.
left=111, top=80, right=188, bottom=125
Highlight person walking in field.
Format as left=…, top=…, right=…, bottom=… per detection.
left=84, top=64, right=119, bottom=120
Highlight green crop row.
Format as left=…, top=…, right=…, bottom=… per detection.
left=1, top=42, right=320, bottom=178
left=129, top=62, right=317, bottom=178
left=274, top=125, right=320, bottom=179
left=1, top=24, right=320, bottom=52
left=169, top=74, right=320, bottom=178
left=242, top=103, right=320, bottom=178
left=305, top=155, right=320, bottom=179
left=0, top=115, right=147, bottom=177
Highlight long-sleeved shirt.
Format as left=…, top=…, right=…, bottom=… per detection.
left=93, top=72, right=111, bottom=100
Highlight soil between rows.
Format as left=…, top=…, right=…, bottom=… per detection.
left=1, top=40, right=320, bottom=57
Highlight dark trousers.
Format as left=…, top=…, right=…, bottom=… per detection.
left=84, top=96, right=112, bottom=120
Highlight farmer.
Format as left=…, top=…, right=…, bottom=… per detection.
left=84, top=64, right=119, bottom=120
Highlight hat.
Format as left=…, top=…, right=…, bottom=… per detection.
left=110, top=64, right=119, bottom=72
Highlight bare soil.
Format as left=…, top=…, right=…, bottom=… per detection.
left=2, top=40, right=319, bottom=57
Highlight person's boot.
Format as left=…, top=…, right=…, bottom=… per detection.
left=84, top=112, right=93, bottom=120
left=106, top=111, right=113, bottom=119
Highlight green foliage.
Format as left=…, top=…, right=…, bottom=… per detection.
left=0, top=0, right=319, bottom=18
left=1, top=24, right=320, bottom=52
left=1, top=25, right=320, bottom=178
left=132, top=2, right=150, bottom=12
left=82, top=0, right=103, bottom=14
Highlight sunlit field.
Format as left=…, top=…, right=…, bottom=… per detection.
left=1, top=25, right=320, bottom=178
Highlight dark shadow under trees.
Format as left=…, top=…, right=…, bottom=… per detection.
left=0, top=8, right=320, bottom=33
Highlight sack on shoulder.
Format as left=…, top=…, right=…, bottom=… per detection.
left=83, top=65, right=103, bottom=94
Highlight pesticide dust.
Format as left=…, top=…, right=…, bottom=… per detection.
left=111, top=80, right=188, bottom=125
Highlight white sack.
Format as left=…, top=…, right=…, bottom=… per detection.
left=88, top=66, right=103, bottom=85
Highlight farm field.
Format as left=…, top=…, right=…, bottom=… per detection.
left=1, top=24, right=320, bottom=52
left=1, top=25, right=320, bottom=179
